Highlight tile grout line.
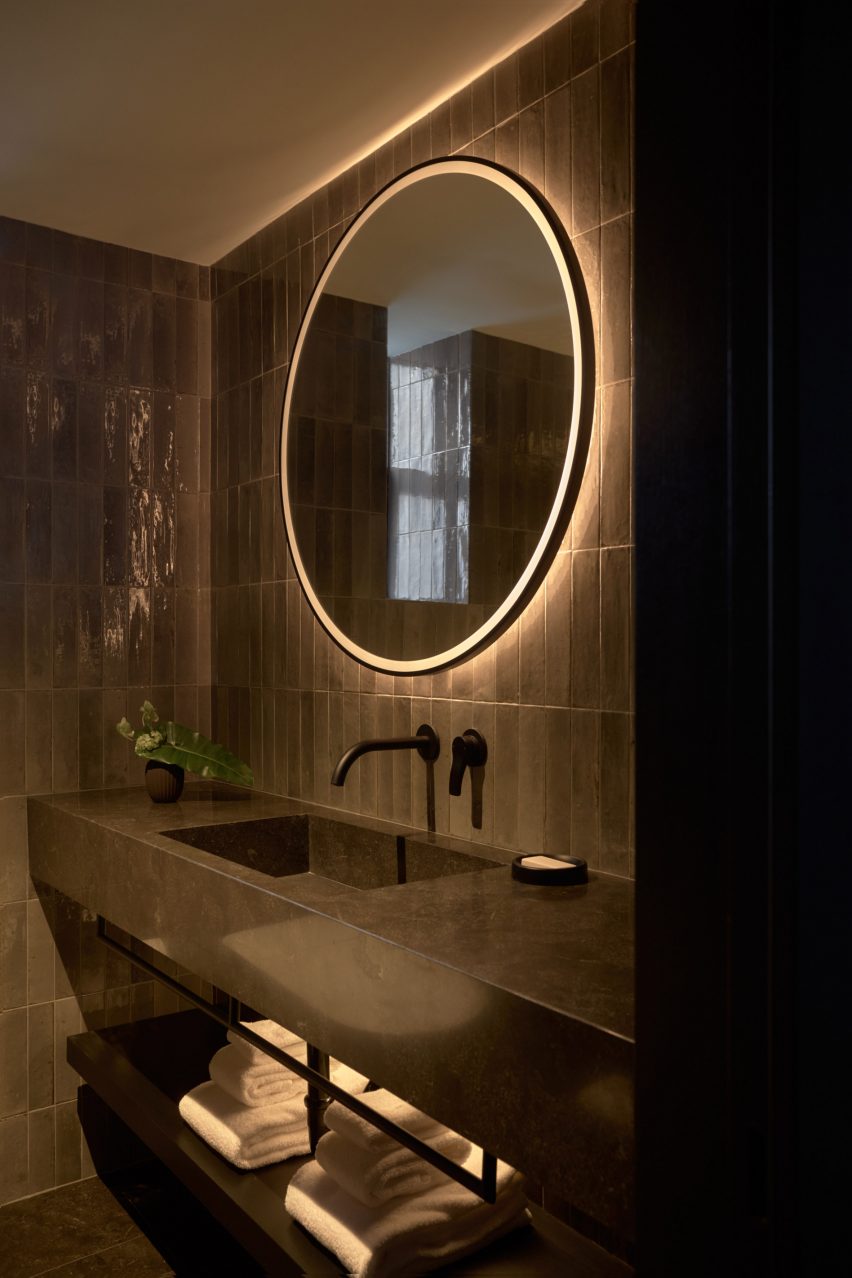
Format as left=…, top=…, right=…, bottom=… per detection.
left=28, top=1231, right=149, bottom=1278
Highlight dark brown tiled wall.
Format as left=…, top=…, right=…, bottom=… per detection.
left=0, top=222, right=212, bottom=1204
left=210, top=0, right=635, bottom=873
left=0, top=0, right=633, bottom=1220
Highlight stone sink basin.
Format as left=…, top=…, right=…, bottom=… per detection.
left=161, top=814, right=502, bottom=891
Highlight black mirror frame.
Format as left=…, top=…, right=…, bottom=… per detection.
left=279, top=156, right=595, bottom=675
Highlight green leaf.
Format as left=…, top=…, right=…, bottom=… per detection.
left=140, top=701, right=159, bottom=730
left=116, top=717, right=135, bottom=740
left=142, top=721, right=254, bottom=788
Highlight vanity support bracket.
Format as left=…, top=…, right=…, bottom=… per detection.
left=304, top=1044, right=331, bottom=1152
left=95, top=917, right=498, bottom=1202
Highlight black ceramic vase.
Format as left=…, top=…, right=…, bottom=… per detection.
left=144, top=760, right=185, bottom=803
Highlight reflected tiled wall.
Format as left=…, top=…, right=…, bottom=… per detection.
left=467, top=330, right=571, bottom=608
left=210, top=0, right=634, bottom=874
left=290, top=292, right=389, bottom=611
left=0, top=223, right=212, bottom=1204
left=389, top=332, right=471, bottom=605
left=389, top=328, right=570, bottom=611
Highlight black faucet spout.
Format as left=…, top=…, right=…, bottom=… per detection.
left=331, top=724, right=440, bottom=786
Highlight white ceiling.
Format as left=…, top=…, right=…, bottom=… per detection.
left=0, top=0, right=580, bottom=265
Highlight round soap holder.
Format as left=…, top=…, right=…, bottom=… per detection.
left=511, top=854, right=589, bottom=886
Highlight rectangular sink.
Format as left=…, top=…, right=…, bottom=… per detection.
left=161, top=815, right=501, bottom=890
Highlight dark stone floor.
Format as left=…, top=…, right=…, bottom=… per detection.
left=0, top=1164, right=263, bottom=1277
left=0, top=1178, right=169, bottom=1278
left=0, top=1163, right=632, bottom=1278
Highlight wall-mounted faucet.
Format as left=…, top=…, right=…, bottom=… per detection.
left=331, top=724, right=440, bottom=787
left=449, top=729, right=487, bottom=795
left=449, top=728, right=487, bottom=829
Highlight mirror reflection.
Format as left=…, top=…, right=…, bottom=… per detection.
left=282, top=161, right=590, bottom=671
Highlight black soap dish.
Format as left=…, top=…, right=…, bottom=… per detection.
left=511, top=854, right=588, bottom=886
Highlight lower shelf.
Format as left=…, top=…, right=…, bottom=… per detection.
left=68, top=1010, right=625, bottom=1277
left=69, top=1010, right=336, bottom=1275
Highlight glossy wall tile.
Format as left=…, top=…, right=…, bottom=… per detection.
left=0, top=222, right=213, bottom=1203
left=209, top=0, right=635, bottom=876
left=0, top=0, right=635, bottom=1213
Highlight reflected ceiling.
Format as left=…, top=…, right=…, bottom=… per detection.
left=326, top=173, right=574, bottom=356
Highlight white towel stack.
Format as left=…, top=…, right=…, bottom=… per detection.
left=178, top=1019, right=368, bottom=1170
left=285, top=1089, right=529, bottom=1276
left=209, top=1038, right=308, bottom=1107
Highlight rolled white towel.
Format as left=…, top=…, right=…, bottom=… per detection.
left=226, top=1018, right=304, bottom=1064
left=209, top=1042, right=368, bottom=1108
left=318, top=1059, right=372, bottom=1100
left=323, top=1089, right=446, bottom=1151
left=209, top=1042, right=307, bottom=1107
left=180, top=1058, right=371, bottom=1169
left=285, top=1149, right=529, bottom=1278
left=179, top=1081, right=309, bottom=1169
left=316, top=1127, right=472, bottom=1207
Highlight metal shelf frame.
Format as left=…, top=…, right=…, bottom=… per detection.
left=96, top=915, right=498, bottom=1202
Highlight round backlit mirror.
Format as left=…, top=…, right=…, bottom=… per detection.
left=281, top=158, right=594, bottom=674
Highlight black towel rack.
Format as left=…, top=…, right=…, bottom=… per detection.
left=96, top=916, right=499, bottom=1203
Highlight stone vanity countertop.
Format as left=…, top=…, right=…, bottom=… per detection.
left=28, top=781, right=635, bottom=1238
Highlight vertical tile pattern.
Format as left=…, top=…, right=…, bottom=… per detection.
left=208, top=2, right=634, bottom=878
left=0, top=225, right=211, bottom=1203
left=0, top=229, right=211, bottom=798
left=1, top=0, right=636, bottom=1208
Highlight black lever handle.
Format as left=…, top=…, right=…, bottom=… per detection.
left=449, top=729, right=487, bottom=796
